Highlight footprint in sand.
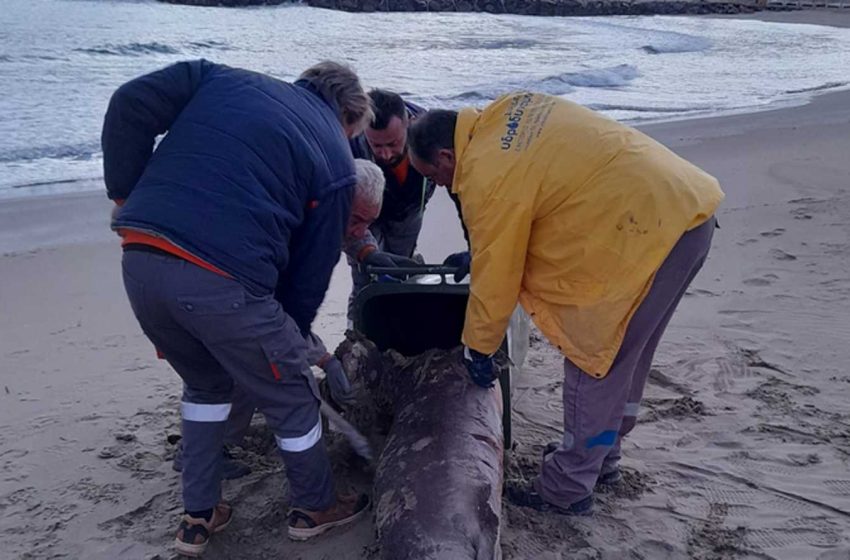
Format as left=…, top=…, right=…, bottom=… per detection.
left=642, top=396, right=707, bottom=422
left=791, top=208, right=813, bottom=220
left=760, top=228, right=786, bottom=238
left=743, top=276, right=776, bottom=287
left=785, top=453, right=821, bottom=466
left=0, top=448, right=28, bottom=460
left=789, top=197, right=819, bottom=205
left=824, top=480, right=850, bottom=496
left=769, top=249, right=797, bottom=261
left=737, top=238, right=759, bottom=246
left=122, top=364, right=152, bottom=373
left=685, top=288, right=720, bottom=298
left=648, top=368, right=695, bottom=396
left=97, top=446, right=120, bottom=459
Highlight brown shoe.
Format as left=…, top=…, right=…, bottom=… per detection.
left=287, top=493, right=370, bottom=541
left=174, top=502, right=233, bottom=557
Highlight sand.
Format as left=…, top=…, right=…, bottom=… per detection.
left=715, top=8, right=850, bottom=27
left=2, top=15, right=850, bottom=558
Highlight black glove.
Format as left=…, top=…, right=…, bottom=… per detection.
left=443, top=251, right=471, bottom=283
left=463, top=346, right=497, bottom=388
left=362, top=250, right=420, bottom=268
left=323, top=356, right=354, bottom=407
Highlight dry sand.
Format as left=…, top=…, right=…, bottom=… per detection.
left=715, top=8, right=850, bottom=27
left=2, top=19, right=850, bottom=559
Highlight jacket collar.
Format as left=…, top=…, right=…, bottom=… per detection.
left=451, top=107, right=481, bottom=194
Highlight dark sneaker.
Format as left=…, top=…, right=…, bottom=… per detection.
left=597, top=468, right=623, bottom=486
left=542, top=441, right=621, bottom=487
left=506, top=482, right=593, bottom=516
left=174, top=502, right=233, bottom=557
left=288, top=493, right=370, bottom=541
left=172, top=444, right=252, bottom=480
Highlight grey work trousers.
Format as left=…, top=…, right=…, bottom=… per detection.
left=223, top=332, right=329, bottom=447
left=537, top=217, right=716, bottom=508
left=122, top=250, right=334, bottom=512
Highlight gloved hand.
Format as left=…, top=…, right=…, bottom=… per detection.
left=463, top=346, right=497, bottom=388
left=323, top=356, right=355, bottom=407
left=443, top=251, right=471, bottom=283
left=362, top=250, right=420, bottom=269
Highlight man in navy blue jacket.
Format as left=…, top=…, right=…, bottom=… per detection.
left=103, top=59, right=372, bottom=556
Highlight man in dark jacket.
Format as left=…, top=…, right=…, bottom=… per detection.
left=346, top=90, right=468, bottom=321
left=103, top=59, right=371, bottom=556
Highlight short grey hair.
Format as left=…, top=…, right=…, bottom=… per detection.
left=353, top=159, right=384, bottom=212
left=299, top=61, right=373, bottom=135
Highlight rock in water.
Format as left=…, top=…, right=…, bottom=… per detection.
left=335, top=332, right=504, bottom=560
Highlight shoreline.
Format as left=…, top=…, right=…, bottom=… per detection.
left=155, top=0, right=850, bottom=21
left=713, top=6, right=850, bottom=26
left=5, top=10, right=850, bottom=204
left=5, top=84, right=850, bottom=205
left=158, top=0, right=760, bottom=16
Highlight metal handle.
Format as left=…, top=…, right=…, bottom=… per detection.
left=363, top=264, right=460, bottom=277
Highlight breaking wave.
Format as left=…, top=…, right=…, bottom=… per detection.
left=74, top=41, right=180, bottom=56
left=185, top=39, right=233, bottom=51
left=641, top=33, right=713, bottom=54
left=587, top=103, right=714, bottom=113
left=73, top=39, right=233, bottom=57
left=444, top=64, right=639, bottom=102
left=785, top=81, right=849, bottom=94
left=0, top=143, right=100, bottom=164
left=585, top=20, right=713, bottom=55
left=454, top=37, right=542, bottom=50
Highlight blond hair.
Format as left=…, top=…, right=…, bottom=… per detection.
left=299, top=61, right=373, bottom=135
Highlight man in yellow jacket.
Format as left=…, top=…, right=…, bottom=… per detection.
left=408, top=93, right=723, bottom=515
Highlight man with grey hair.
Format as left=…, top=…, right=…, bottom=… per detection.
left=345, top=158, right=388, bottom=253
left=103, top=59, right=372, bottom=555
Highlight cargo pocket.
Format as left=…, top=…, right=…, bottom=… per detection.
left=258, top=340, right=283, bottom=382
left=260, top=340, right=322, bottom=402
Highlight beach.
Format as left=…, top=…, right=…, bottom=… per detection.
left=2, top=10, right=850, bottom=559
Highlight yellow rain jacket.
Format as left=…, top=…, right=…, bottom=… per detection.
left=454, top=93, right=724, bottom=378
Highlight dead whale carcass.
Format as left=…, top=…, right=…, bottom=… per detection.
left=335, top=336, right=504, bottom=560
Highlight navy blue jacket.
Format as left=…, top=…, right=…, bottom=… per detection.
left=103, top=60, right=354, bottom=334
